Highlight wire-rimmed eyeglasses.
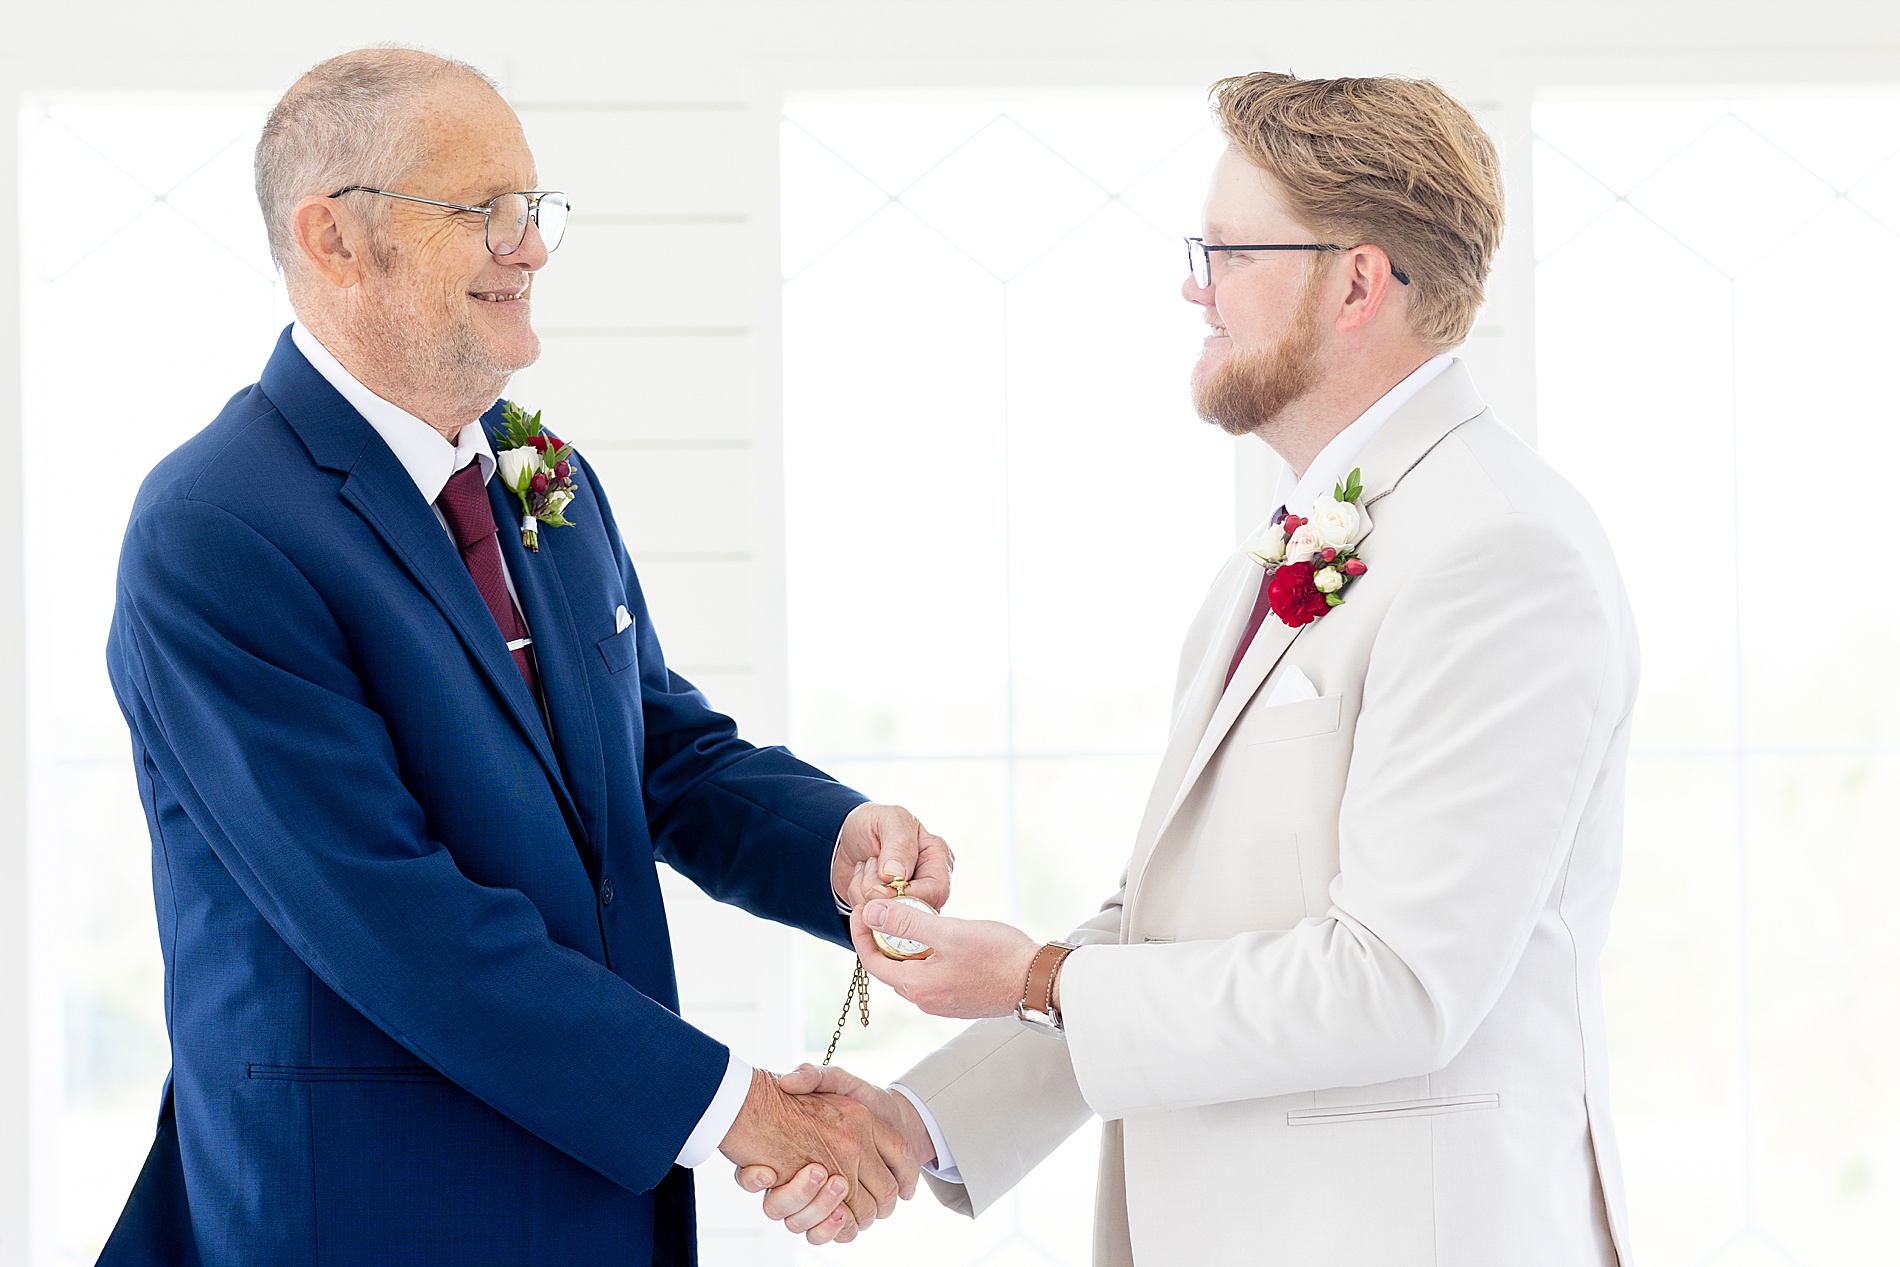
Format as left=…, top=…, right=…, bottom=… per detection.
left=329, top=187, right=571, bottom=256
left=1185, top=237, right=1409, bottom=289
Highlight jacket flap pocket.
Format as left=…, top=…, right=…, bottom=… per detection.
left=597, top=625, right=638, bottom=675
left=1288, top=1092, right=1498, bottom=1126
left=248, top=1063, right=449, bottom=1084
left=1246, top=692, right=1343, bottom=746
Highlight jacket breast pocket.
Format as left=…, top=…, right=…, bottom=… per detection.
left=596, top=625, right=638, bottom=675
left=1246, top=692, right=1343, bottom=746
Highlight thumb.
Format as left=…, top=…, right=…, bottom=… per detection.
left=863, top=898, right=944, bottom=942
left=736, top=1164, right=778, bottom=1192
left=776, top=1063, right=823, bottom=1095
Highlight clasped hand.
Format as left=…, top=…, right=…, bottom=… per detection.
left=719, top=802, right=960, bottom=1245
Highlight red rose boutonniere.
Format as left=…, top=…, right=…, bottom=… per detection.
left=1239, top=468, right=1371, bottom=629
left=495, top=401, right=578, bottom=552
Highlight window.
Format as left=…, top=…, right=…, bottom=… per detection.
left=780, top=94, right=1236, bottom=1264
left=20, top=95, right=284, bottom=1265
left=1534, top=90, right=1900, bottom=1263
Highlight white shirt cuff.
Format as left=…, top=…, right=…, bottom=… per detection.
left=677, top=1052, right=753, bottom=1168
left=833, top=821, right=852, bottom=915
left=890, top=1082, right=963, bottom=1185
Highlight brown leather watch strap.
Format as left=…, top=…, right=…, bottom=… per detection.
left=1021, top=941, right=1078, bottom=1022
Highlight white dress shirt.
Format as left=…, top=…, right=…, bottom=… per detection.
left=289, top=322, right=754, bottom=1169
left=893, top=350, right=1455, bottom=1187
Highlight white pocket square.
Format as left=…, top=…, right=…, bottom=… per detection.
left=615, top=605, right=633, bottom=634
left=1263, top=665, right=1319, bottom=708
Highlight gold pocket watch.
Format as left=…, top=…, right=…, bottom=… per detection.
left=870, top=876, right=936, bottom=961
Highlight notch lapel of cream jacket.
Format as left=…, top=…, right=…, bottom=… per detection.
left=1128, top=359, right=1491, bottom=890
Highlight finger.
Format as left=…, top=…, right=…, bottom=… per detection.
left=781, top=1173, right=849, bottom=1236
left=839, top=1173, right=878, bottom=1229
left=858, top=1151, right=900, bottom=1220
left=736, top=1164, right=777, bottom=1193
left=805, top=1202, right=854, bottom=1246
left=863, top=897, right=948, bottom=947
left=761, top=1164, right=832, bottom=1224
left=833, top=1219, right=859, bottom=1245
left=776, top=1063, right=821, bottom=1096
left=905, top=831, right=953, bottom=909
left=874, top=809, right=923, bottom=887
left=850, top=909, right=908, bottom=986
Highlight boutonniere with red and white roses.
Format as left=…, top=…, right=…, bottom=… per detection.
left=1242, top=468, right=1370, bottom=628
left=495, top=401, right=577, bottom=552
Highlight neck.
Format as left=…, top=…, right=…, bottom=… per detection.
left=300, top=309, right=504, bottom=442
left=1266, top=342, right=1437, bottom=478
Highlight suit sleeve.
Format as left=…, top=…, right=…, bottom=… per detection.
left=1058, top=511, right=1628, bottom=1119
left=110, top=498, right=727, bottom=1197
left=576, top=450, right=865, bottom=948
left=894, top=869, right=1128, bottom=1216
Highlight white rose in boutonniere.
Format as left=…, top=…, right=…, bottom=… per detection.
left=1244, top=524, right=1288, bottom=567
left=495, top=446, right=537, bottom=494
left=1312, top=565, right=1344, bottom=593
left=1307, top=497, right=1362, bottom=550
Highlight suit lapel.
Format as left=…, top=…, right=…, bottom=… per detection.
left=260, top=330, right=589, bottom=843
left=1126, top=359, right=1490, bottom=892
left=485, top=409, right=609, bottom=862
left=1125, top=554, right=1260, bottom=885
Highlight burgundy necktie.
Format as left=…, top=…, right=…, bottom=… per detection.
left=1223, top=505, right=1289, bottom=689
left=435, top=462, right=541, bottom=700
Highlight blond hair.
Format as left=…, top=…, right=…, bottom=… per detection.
left=1210, top=72, right=1504, bottom=348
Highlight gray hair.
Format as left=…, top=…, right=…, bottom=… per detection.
left=255, top=47, right=499, bottom=274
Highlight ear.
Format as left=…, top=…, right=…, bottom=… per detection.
left=1334, top=244, right=1403, bottom=334
left=289, top=194, right=367, bottom=291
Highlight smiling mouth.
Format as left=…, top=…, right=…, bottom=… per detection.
left=471, top=282, right=530, bottom=303
left=1206, top=322, right=1229, bottom=337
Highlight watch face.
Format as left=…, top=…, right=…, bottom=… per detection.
left=871, top=896, right=935, bottom=960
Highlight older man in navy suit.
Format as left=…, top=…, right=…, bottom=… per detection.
left=100, top=47, right=938, bottom=1266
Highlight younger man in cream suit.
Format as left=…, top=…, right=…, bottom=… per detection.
left=740, top=72, right=1636, bottom=1265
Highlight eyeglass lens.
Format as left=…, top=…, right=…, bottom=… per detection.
left=1188, top=240, right=1211, bottom=288
left=488, top=193, right=569, bottom=256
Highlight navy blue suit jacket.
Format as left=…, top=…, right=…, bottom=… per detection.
left=100, top=328, right=863, bottom=1267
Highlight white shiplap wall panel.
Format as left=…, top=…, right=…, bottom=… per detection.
left=517, top=108, right=752, bottom=216
left=635, top=558, right=755, bottom=669
left=579, top=446, right=757, bottom=557
left=506, top=334, right=753, bottom=443
left=530, top=221, right=751, bottom=331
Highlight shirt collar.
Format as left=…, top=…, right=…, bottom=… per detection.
left=290, top=321, right=495, bottom=505
left=1273, top=352, right=1454, bottom=516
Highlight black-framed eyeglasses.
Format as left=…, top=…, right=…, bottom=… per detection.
left=1185, top=237, right=1409, bottom=288
left=329, top=187, right=570, bottom=256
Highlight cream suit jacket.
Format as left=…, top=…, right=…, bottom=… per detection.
left=899, top=361, right=1637, bottom=1267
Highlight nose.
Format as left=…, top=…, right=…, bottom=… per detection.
left=1182, top=272, right=1213, bottom=307
left=502, top=215, right=550, bottom=271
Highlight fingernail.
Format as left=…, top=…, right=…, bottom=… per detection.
left=864, top=900, right=888, bottom=928
left=829, top=1178, right=847, bottom=1196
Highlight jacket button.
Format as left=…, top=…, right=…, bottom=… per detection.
left=600, top=878, right=615, bottom=906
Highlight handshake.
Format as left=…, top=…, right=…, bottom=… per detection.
left=713, top=802, right=1045, bottom=1244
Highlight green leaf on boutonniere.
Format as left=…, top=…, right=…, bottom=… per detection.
left=1335, top=468, right=1364, bottom=504
left=1324, top=592, right=1345, bottom=607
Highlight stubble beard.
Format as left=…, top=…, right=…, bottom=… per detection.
left=354, top=263, right=539, bottom=424
left=1192, top=274, right=1327, bottom=439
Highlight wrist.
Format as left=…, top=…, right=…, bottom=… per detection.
left=888, top=1084, right=937, bottom=1170
left=717, top=1068, right=777, bottom=1163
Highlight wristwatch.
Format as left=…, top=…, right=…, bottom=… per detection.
left=1015, top=940, right=1080, bottom=1038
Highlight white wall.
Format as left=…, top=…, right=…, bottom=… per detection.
left=4, top=4, right=1900, bottom=1265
